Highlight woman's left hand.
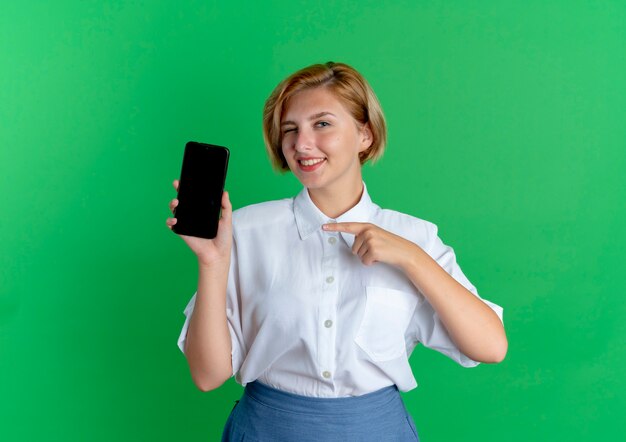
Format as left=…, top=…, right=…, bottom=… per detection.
left=325, top=222, right=508, bottom=363
left=322, top=222, right=419, bottom=269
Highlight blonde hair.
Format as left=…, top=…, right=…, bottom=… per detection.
left=262, top=62, right=387, bottom=171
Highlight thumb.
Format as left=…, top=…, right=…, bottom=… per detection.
left=220, top=190, right=233, bottom=223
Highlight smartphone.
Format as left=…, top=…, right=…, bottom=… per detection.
left=172, top=141, right=230, bottom=239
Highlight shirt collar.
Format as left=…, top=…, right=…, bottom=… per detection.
left=293, top=182, right=375, bottom=247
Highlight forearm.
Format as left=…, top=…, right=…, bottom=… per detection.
left=185, top=259, right=233, bottom=391
left=403, top=246, right=508, bottom=363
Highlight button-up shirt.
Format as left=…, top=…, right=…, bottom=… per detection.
left=177, top=183, right=504, bottom=398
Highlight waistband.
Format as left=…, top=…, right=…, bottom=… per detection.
left=243, top=381, right=401, bottom=416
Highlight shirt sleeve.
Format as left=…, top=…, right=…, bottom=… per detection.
left=176, top=238, right=245, bottom=378
left=413, top=222, right=504, bottom=367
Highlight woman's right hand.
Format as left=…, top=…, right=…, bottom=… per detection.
left=166, top=179, right=233, bottom=267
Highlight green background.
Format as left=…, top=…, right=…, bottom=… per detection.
left=1, top=1, right=624, bottom=440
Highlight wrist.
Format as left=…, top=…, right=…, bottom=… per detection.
left=398, top=242, right=426, bottom=274
left=198, top=256, right=230, bottom=271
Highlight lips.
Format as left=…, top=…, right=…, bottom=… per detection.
left=297, top=157, right=326, bottom=172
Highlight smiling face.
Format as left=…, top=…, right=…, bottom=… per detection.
left=280, top=86, right=373, bottom=195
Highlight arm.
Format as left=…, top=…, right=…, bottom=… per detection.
left=400, top=243, right=507, bottom=363
left=184, top=260, right=234, bottom=391
left=167, top=181, right=235, bottom=391
left=323, top=222, right=508, bottom=364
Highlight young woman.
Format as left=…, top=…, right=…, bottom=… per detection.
left=167, top=62, right=507, bottom=441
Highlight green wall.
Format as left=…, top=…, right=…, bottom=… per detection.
left=1, top=1, right=624, bottom=440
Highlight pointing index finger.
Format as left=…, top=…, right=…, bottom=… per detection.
left=322, top=222, right=365, bottom=234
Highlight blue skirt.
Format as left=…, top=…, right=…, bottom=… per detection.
left=221, top=381, right=420, bottom=441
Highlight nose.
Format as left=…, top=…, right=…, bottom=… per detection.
left=294, top=128, right=313, bottom=153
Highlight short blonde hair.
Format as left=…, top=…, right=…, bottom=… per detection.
left=262, top=62, right=387, bottom=172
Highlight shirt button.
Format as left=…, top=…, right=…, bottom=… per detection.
left=324, top=320, right=333, bottom=328
left=326, top=276, right=334, bottom=284
left=322, top=371, right=332, bottom=379
left=328, top=236, right=337, bottom=245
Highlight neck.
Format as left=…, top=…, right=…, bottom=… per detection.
left=308, top=179, right=364, bottom=219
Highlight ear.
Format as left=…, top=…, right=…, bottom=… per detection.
left=359, top=123, right=374, bottom=152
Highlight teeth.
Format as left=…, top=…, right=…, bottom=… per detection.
left=300, top=158, right=325, bottom=166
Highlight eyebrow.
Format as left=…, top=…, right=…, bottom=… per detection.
left=281, top=112, right=336, bottom=126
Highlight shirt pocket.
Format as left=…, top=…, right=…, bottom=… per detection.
left=354, top=286, right=419, bottom=362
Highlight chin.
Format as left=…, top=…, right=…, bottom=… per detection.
left=292, top=171, right=323, bottom=187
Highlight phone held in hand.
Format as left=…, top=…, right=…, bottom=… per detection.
left=172, top=141, right=230, bottom=239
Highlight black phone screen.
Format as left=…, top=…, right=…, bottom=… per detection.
left=172, top=141, right=230, bottom=239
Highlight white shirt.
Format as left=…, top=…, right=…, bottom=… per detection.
left=177, top=183, right=504, bottom=398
